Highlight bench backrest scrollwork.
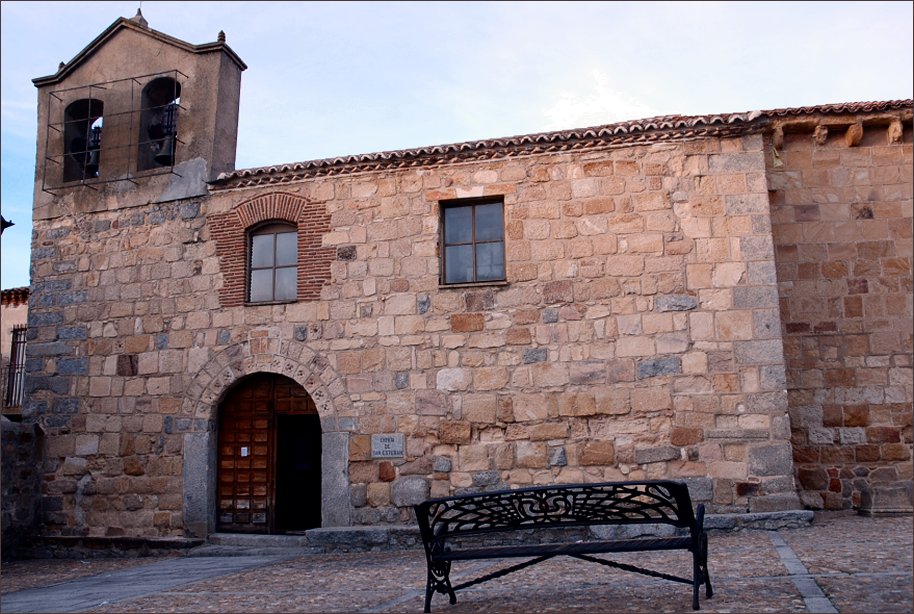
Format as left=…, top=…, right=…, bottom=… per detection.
left=414, top=480, right=697, bottom=547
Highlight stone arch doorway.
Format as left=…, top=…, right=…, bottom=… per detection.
left=217, top=372, right=322, bottom=533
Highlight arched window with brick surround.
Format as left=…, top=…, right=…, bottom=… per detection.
left=209, top=193, right=335, bottom=308
left=248, top=221, right=298, bottom=303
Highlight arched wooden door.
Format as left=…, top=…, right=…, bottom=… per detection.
left=217, top=373, right=321, bottom=533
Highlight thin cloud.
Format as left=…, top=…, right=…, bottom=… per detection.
left=541, top=69, right=657, bottom=131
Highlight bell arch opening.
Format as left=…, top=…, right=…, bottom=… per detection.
left=138, top=76, right=181, bottom=171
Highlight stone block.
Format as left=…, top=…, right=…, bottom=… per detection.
left=580, top=441, right=615, bottom=465
left=523, top=348, right=548, bottom=363
left=657, top=330, right=692, bottom=352
left=349, top=462, right=379, bottom=484
left=436, top=368, right=471, bottom=391
left=433, top=456, right=452, bottom=473
left=530, top=363, right=569, bottom=387
left=866, top=427, right=901, bottom=443
left=631, top=387, right=671, bottom=412
left=732, top=286, right=779, bottom=309
left=636, top=356, right=682, bottom=379
left=512, top=394, right=549, bottom=422
left=670, top=428, right=702, bottom=446
left=458, top=445, right=492, bottom=472
left=681, top=477, right=713, bottom=502
left=543, top=280, right=574, bottom=304
left=615, top=336, right=655, bottom=357
left=655, top=295, right=698, bottom=312
left=451, top=313, right=484, bottom=332
left=474, top=367, right=508, bottom=390
left=465, top=291, right=495, bottom=311
left=860, top=484, right=914, bottom=515
left=715, top=311, right=754, bottom=340
left=747, top=444, right=793, bottom=477
left=439, top=421, right=472, bottom=445
left=734, top=340, right=784, bottom=365
left=748, top=493, right=802, bottom=512
left=569, top=361, right=606, bottom=384
left=682, top=352, right=708, bottom=374
left=634, top=446, right=680, bottom=464
left=548, top=447, right=568, bottom=467
left=74, top=434, right=99, bottom=456
left=366, top=483, right=391, bottom=507
left=516, top=441, right=548, bottom=468
left=797, top=467, right=828, bottom=491
left=462, top=395, right=497, bottom=423
left=529, top=422, right=569, bottom=441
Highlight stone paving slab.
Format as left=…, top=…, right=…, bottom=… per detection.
left=0, top=556, right=294, bottom=613
left=1, top=513, right=910, bottom=613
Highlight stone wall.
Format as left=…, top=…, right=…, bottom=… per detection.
left=1, top=418, right=42, bottom=559
left=768, top=119, right=913, bottom=511
left=24, top=129, right=801, bottom=538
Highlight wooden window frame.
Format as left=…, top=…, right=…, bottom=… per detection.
left=247, top=222, right=298, bottom=304
left=439, top=196, right=506, bottom=286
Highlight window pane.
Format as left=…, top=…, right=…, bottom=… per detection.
left=475, top=203, right=503, bottom=242
left=251, top=234, right=274, bottom=268
left=275, top=232, right=297, bottom=267
left=249, top=269, right=273, bottom=302
left=444, top=206, right=472, bottom=244
left=476, top=242, right=505, bottom=281
left=275, top=267, right=297, bottom=301
left=444, top=245, right=474, bottom=284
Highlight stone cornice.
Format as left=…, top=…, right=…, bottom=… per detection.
left=33, top=16, right=246, bottom=88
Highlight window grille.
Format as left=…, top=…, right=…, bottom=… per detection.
left=3, top=326, right=26, bottom=408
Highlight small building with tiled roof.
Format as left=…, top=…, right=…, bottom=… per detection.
left=11, top=11, right=912, bottom=551
left=1, top=286, right=29, bottom=414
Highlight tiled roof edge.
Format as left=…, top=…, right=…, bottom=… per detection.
left=1, top=287, right=29, bottom=307
left=211, top=99, right=913, bottom=190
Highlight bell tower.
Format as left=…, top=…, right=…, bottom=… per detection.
left=31, top=11, right=246, bottom=220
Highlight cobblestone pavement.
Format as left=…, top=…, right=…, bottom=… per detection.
left=2, top=513, right=911, bottom=613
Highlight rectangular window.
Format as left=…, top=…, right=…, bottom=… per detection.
left=4, top=326, right=26, bottom=408
left=440, top=197, right=505, bottom=285
left=248, top=223, right=298, bottom=303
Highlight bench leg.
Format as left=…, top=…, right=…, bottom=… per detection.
left=692, top=555, right=701, bottom=611
left=424, top=560, right=457, bottom=613
left=692, top=532, right=712, bottom=609
left=700, top=533, right=713, bottom=599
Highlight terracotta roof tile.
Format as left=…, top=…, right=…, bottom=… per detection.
left=211, top=99, right=912, bottom=190
left=1, top=287, right=29, bottom=307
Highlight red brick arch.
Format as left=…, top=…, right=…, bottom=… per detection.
left=209, top=192, right=335, bottom=306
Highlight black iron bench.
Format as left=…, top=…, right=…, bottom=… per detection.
left=413, top=479, right=712, bottom=612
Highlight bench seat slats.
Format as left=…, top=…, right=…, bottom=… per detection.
left=433, top=535, right=695, bottom=561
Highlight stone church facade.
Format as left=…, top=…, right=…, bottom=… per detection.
left=19, top=14, right=912, bottom=541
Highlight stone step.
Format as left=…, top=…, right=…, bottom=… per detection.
left=199, top=511, right=815, bottom=555
left=204, top=526, right=422, bottom=554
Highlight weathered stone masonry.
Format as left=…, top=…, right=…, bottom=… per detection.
left=768, top=115, right=913, bottom=510
left=18, top=16, right=913, bottom=542
left=203, top=132, right=800, bottom=526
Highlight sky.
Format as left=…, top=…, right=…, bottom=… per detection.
left=1, top=0, right=912, bottom=290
